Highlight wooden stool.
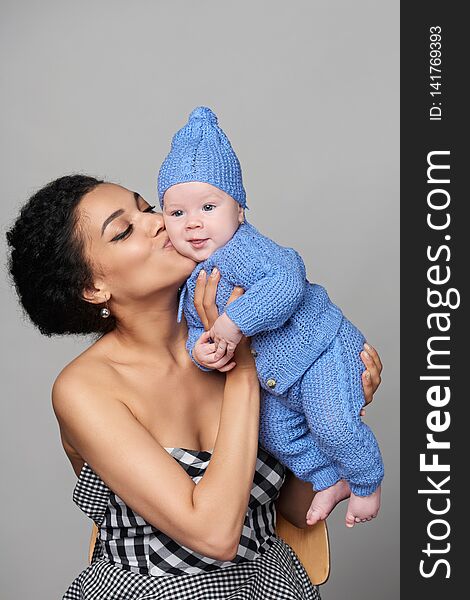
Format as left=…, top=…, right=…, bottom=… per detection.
left=275, top=513, right=330, bottom=585
left=88, top=517, right=329, bottom=585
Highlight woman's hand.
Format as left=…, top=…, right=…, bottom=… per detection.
left=193, top=268, right=254, bottom=373
left=359, top=343, right=383, bottom=416
left=194, top=268, right=228, bottom=330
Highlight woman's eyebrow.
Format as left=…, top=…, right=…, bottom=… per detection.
left=101, top=192, right=142, bottom=237
left=101, top=209, right=124, bottom=237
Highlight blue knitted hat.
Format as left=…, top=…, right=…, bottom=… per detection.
left=158, top=106, right=247, bottom=209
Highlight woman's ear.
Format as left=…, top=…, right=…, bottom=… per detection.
left=82, top=283, right=110, bottom=306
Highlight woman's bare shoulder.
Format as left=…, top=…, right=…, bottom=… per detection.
left=52, top=340, right=121, bottom=420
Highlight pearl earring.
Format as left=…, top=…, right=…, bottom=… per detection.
left=100, top=299, right=110, bottom=319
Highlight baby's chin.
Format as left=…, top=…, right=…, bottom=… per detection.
left=174, top=242, right=212, bottom=264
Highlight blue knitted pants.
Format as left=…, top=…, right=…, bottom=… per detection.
left=258, top=318, right=384, bottom=496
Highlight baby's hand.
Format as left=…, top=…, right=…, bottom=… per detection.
left=193, top=330, right=237, bottom=372
left=208, top=313, right=243, bottom=362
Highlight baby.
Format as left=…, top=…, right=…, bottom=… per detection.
left=158, top=107, right=383, bottom=528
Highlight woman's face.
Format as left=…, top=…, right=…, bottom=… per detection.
left=77, top=183, right=196, bottom=307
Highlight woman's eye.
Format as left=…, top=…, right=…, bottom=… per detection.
left=143, top=205, right=156, bottom=213
left=202, top=204, right=215, bottom=212
left=171, top=210, right=183, bottom=217
left=112, top=224, right=133, bottom=241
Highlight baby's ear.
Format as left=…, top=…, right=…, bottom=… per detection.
left=238, top=206, right=245, bottom=224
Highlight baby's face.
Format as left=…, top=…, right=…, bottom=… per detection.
left=163, top=182, right=244, bottom=262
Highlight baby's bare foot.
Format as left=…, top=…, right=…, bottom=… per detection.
left=306, top=480, right=351, bottom=526
left=345, top=486, right=381, bottom=528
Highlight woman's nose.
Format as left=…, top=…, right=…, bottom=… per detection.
left=149, top=212, right=165, bottom=237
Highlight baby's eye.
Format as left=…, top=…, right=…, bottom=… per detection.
left=171, top=210, right=183, bottom=217
left=202, top=204, right=216, bottom=212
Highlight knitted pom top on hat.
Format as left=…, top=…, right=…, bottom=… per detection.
left=158, top=106, right=247, bottom=209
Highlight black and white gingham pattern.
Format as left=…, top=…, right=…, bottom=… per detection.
left=64, top=446, right=321, bottom=599
left=72, top=462, right=110, bottom=525
left=63, top=537, right=320, bottom=600
left=75, top=447, right=285, bottom=577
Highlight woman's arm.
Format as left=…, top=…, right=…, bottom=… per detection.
left=190, top=271, right=261, bottom=555
left=276, top=343, right=384, bottom=528
left=53, top=280, right=259, bottom=562
left=193, top=344, right=259, bottom=557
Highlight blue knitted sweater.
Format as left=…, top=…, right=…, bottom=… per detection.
left=178, top=221, right=344, bottom=395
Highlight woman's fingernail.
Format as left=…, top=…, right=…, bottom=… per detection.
left=211, top=267, right=218, bottom=277
left=364, top=371, right=371, bottom=380
left=363, top=351, right=370, bottom=360
left=364, top=343, right=372, bottom=351
left=198, top=270, right=206, bottom=279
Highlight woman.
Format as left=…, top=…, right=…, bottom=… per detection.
left=6, top=175, right=382, bottom=599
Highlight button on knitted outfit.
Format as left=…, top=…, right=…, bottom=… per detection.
left=158, top=107, right=384, bottom=497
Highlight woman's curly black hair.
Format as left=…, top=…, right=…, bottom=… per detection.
left=6, top=174, right=117, bottom=336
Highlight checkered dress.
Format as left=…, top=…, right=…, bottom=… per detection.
left=63, top=446, right=321, bottom=599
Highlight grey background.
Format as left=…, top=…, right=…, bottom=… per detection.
left=0, top=1, right=399, bottom=598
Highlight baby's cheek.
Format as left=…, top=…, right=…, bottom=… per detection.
left=180, top=242, right=200, bottom=261
left=163, top=221, right=181, bottom=248
left=172, top=236, right=200, bottom=261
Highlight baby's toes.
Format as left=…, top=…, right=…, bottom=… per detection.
left=345, top=512, right=355, bottom=528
